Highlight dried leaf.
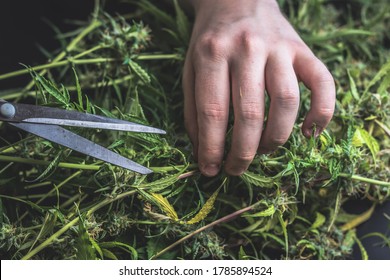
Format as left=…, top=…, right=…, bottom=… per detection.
left=186, top=186, right=222, bottom=225
left=151, top=193, right=178, bottom=221
left=340, top=204, right=376, bottom=231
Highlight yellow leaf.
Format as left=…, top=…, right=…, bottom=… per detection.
left=310, top=212, right=326, bottom=229
left=340, top=204, right=376, bottom=231
left=151, top=193, right=178, bottom=221
left=186, top=186, right=222, bottom=225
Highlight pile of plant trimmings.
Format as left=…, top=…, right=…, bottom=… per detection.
left=0, top=0, right=389, bottom=260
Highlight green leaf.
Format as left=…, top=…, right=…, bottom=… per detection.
left=277, top=211, right=289, bottom=259
left=135, top=0, right=175, bottom=28
left=33, top=72, right=69, bottom=106
left=347, top=69, right=360, bottom=100
left=129, top=86, right=146, bottom=120
left=173, top=0, right=190, bottom=44
left=75, top=217, right=96, bottom=260
left=240, top=170, right=276, bottom=188
left=146, top=239, right=176, bottom=260
left=352, top=127, right=379, bottom=161
left=342, top=229, right=356, bottom=250
left=90, top=238, right=103, bottom=259
left=28, top=150, right=62, bottom=183
left=143, top=169, right=186, bottom=193
left=378, top=70, right=390, bottom=94
left=244, top=204, right=275, bottom=218
left=100, top=241, right=138, bottom=260
left=0, top=198, right=3, bottom=226
left=101, top=248, right=118, bottom=260
left=29, top=212, right=58, bottom=252
left=364, top=59, right=390, bottom=95
left=72, top=67, right=83, bottom=109
left=128, top=60, right=151, bottom=84
left=353, top=235, right=368, bottom=260
left=238, top=246, right=250, bottom=260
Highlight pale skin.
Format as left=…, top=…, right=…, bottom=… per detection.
left=183, top=0, right=336, bottom=177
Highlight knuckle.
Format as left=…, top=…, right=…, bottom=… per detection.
left=315, top=107, right=334, bottom=122
left=239, top=31, right=262, bottom=54
left=237, top=104, right=263, bottom=122
left=273, top=89, right=299, bottom=108
left=194, top=33, right=228, bottom=61
left=199, top=104, right=227, bottom=122
left=269, top=136, right=289, bottom=147
left=314, top=69, right=334, bottom=85
left=306, top=58, right=335, bottom=84
left=235, top=152, right=256, bottom=163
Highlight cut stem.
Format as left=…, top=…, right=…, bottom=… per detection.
left=339, top=172, right=390, bottom=187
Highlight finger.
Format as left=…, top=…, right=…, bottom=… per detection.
left=194, top=59, right=230, bottom=177
left=259, top=51, right=300, bottom=153
left=183, top=52, right=199, bottom=161
left=294, top=54, right=335, bottom=137
left=225, top=55, right=265, bottom=176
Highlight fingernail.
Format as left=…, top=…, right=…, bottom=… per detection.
left=202, top=164, right=220, bottom=177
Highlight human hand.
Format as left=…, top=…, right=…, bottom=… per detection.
left=183, top=0, right=335, bottom=177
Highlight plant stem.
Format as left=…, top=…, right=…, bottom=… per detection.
left=0, top=155, right=100, bottom=170
left=150, top=163, right=198, bottom=173
left=136, top=53, right=182, bottom=60
left=339, top=172, right=390, bottom=187
left=21, top=217, right=80, bottom=260
left=150, top=202, right=261, bottom=260
left=17, top=171, right=84, bottom=223
left=0, top=54, right=180, bottom=81
left=20, top=169, right=199, bottom=259
left=0, top=58, right=117, bottom=80
left=21, top=188, right=138, bottom=260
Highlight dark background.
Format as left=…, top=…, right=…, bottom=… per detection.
left=0, top=0, right=132, bottom=88
left=0, top=1, right=92, bottom=71
left=0, top=0, right=389, bottom=259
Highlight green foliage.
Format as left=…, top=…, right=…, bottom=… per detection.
left=0, top=0, right=389, bottom=260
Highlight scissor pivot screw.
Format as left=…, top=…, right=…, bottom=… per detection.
left=0, top=103, right=16, bottom=119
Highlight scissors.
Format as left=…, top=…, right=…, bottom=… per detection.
left=0, top=100, right=166, bottom=174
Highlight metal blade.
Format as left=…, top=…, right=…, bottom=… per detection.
left=0, top=101, right=165, bottom=134
left=23, top=118, right=166, bottom=134
left=10, top=122, right=152, bottom=174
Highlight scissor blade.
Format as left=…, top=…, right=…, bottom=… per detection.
left=10, top=122, right=152, bottom=174
left=23, top=118, right=166, bottom=134
left=0, top=101, right=165, bottom=134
